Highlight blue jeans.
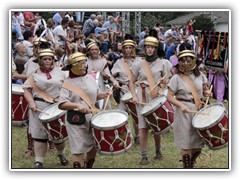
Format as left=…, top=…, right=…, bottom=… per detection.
left=75, top=12, right=85, bottom=23
left=12, top=23, right=23, bottom=40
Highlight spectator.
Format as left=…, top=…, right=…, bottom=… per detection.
left=164, top=25, right=177, bottom=40
left=165, top=37, right=176, bottom=60
left=186, top=19, right=196, bottom=50
left=53, top=17, right=72, bottom=46
left=53, top=12, right=66, bottom=28
left=103, top=16, right=120, bottom=44
left=12, top=12, right=24, bottom=41
left=82, top=14, right=97, bottom=37
left=139, top=27, right=149, bottom=42
left=75, top=12, right=85, bottom=25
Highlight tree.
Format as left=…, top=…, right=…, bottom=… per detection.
left=192, top=14, right=214, bottom=33
left=141, top=12, right=191, bottom=30
left=38, top=12, right=55, bottom=20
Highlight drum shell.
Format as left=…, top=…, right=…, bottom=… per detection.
left=125, top=101, right=138, bottom=125
left=39, top=104, right=68, bottom=144
left=141, top=97, right=174, bottom=134
left=192, top=104, right=229, bottom=150
left=91, top=110, right=132, bottom=155
left=12, top=84, right=29, bottom=121
left=121, top=92, right=138, bottom=125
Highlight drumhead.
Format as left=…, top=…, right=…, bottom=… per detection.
left=12, top=84, right=24, bottom=94
left=121, top=92, right=132, bottom=102
left=141, top=96, right=166, bottom=115
left=39, top=103, right=66, bottom=122
left=91, top=110, right=128, bottom=130
left=192, top=103, right=225, bottom=129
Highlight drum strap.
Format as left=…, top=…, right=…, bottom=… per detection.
left=179, top=74, right=202, bottom=110
left=62, top=81, right=98, bottom=115
left=141, top=60, right=157, bottom=99
left=28, top=76, right=54, bottom=103
left=122, top=58, right=134, bottom=82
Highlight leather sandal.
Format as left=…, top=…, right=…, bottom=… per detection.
left=58, top=154, right=69, bottom=166
left=139, top=157, right=149, bottom=165
left=34, top=161, right=43, bottom=168
left=155, top=152, right=163, bottom=161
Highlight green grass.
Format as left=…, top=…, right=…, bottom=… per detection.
left=11, top=99, right=229, bottom=169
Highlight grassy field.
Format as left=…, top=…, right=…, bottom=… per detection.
left=11, top=99, right=229, bottom=170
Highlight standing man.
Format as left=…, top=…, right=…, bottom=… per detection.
left=139, top=27, right=149, bottom=43
left=82, top=14, right=97, bottom=37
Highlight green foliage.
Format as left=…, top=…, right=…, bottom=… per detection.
left=192, top=14, right=214, bottom=33
left=38, top=12, right=55, bottom=20
left=141, top=12, right=191, bottom=30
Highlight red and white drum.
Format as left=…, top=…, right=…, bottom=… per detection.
left=12, top=84, right=29, bottom=122
left=121, top=91, right=138, bottom=125
left=39, top=103, right=68, bottom=144
left=192, top=103, right=228, bottom=150
left=91, top=110, right=132, bottom=155
left=141, top=96, right=174, bottom=134
left=88, top=71, right=107, bottom=109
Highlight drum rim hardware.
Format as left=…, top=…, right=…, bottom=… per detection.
left=192, top=103, right=226, bottom=130
left=39, top=103, right=67, bottom=123
left=120, top=89, right=138, bottom=102
left=91, top=109, right=133, bottom=156
left=141, top=96, right=167, bottom=116
left=91, top=109, right=128, bottom=130
left=39, top=104, right=68, bottom=144
left=12, top=84, right=25, bottom=95
left=121, top=92, right=132, bottom=102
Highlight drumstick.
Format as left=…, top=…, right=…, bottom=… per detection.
left=103, top=86, right=113, bottom=111
left=188, top=110, right=209, bottom=115
left=118, top=86, right=128, bottom=92
left=35, top=108, right=49, bottom=115
left=130, top=100, right=146, bottom=105
left=74, top=108, right=100, bottom=114
left=204, top=85, right=213, bottom=108
left=148, top=74, right=167, bottom=94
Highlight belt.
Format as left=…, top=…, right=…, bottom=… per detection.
left=33, top=97, right=58, bottom=104
left=139, top=83, right=149, bottom=88
left=176, top=98, right=195, bottom=104
left=119, top=81, right=128, bottom=86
